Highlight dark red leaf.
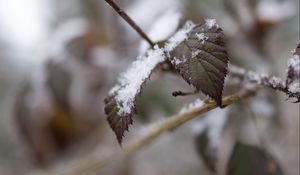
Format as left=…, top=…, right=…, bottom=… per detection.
left=168, top=19, right=229, bottom=106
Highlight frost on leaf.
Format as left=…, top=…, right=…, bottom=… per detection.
left=104, top=46, right=165, bottom=144
left=168, top=19, right=228, bottom=105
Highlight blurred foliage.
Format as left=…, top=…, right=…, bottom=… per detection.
left=226, top=141, right=284, bottom=175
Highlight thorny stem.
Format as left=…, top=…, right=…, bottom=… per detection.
left=105, top=0, right=155, bottom=47
left=42, top=88, right=258, bottom=175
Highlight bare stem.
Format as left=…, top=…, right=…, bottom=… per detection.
left=105, top=0, right=155, bottom=47
left=172, top=90, right=198, bottom=97
left=42, top=88, right=258, bottom=175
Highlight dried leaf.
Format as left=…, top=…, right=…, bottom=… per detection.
left=168, top=19, right=229, bottom=105
left=226, top=141, right=284, bottom=175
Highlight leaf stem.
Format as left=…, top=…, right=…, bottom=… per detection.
left=104, top=0, right=155, bottom=47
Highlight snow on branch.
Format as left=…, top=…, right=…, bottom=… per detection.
left=228, top=63, right=300, bottom=102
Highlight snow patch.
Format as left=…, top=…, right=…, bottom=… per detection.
left=196, top=33, right=208, bottom=44
left=164, top=21, right=195, bottom=52
left=288, top=82, right=300, bottom=93
left=288, top=54, right=300, bottom=76
left=205, top=19, right=218, bottom=29
left=171, top=57, right=185, bottom=65
left=192, top=50, right=201, bottom=58
left=110, top=46, right=166, bottom=116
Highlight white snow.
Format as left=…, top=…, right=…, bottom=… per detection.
left=195, top=33, right=208, bottom=44
left=110, top=46, right=166, bottom=115
left=269, top=76, right=283, bottom=88
left=139, top=10, right=181, bottom=54
left=288, top=82, right=300, bottom=93
left=192, top=50, right=201, bottom=58
left=205, top=19, right=218, bottom=29
left=288, top=54, right=300, bottom=76
left=229, top=64, right=285, bottom=89
left=171, top=57, right=185, bottom=65
left=164, top=21, right=195, bottom=52
left=179, top=99, right=204, bottom=114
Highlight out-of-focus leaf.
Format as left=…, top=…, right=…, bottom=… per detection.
left=226, top=141, right=284, bottom=175
left=194, top=130, right=217, bottom=173
left=169, top=19, right=228, bottom=105
left=46, top=60, right=71, bottom=109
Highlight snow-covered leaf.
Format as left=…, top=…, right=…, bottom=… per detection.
left=226, top=141, right=284, bottom=175
left=168, top=19, right=229, bottom=105
left=104, top=46, right=165, bottom=144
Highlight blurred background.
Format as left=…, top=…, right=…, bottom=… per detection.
left=0, top=0, right=299, bottom=174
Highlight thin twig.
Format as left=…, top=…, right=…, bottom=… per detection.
left=104, top=0, right=155, bottom=47
left=42, top=88, right=258, bottom=175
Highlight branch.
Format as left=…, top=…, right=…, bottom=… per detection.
left=43, top=88, right=258, bottom=175
left=104, top=0, right=155, bottom=47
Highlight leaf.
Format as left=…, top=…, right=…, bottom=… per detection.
left=168, top=19, right=229, bottom=105
left=104, top=46, right=165, bottom=144
left=226, top=141, right=284, bottom=175
left=194, top=130, right=217, bottom=173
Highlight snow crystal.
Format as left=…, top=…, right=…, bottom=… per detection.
left=164, top=21, right=195, bottom=52
left=171, top=57, right=185, bottom=65
left=179, top=99, right=204, bottom=114
left=195, top=33, right=208, bottom=44
left=139, top=10, right=181, bottom=54
left=205, top=19, right=218, bottom=29
left=192, top=50, right=201, bottom=58
left=288, top=54, right=300, bottom=76
left=269, top=76, right=283, bottom=88
left=110, top=46, right=166, bottom=116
